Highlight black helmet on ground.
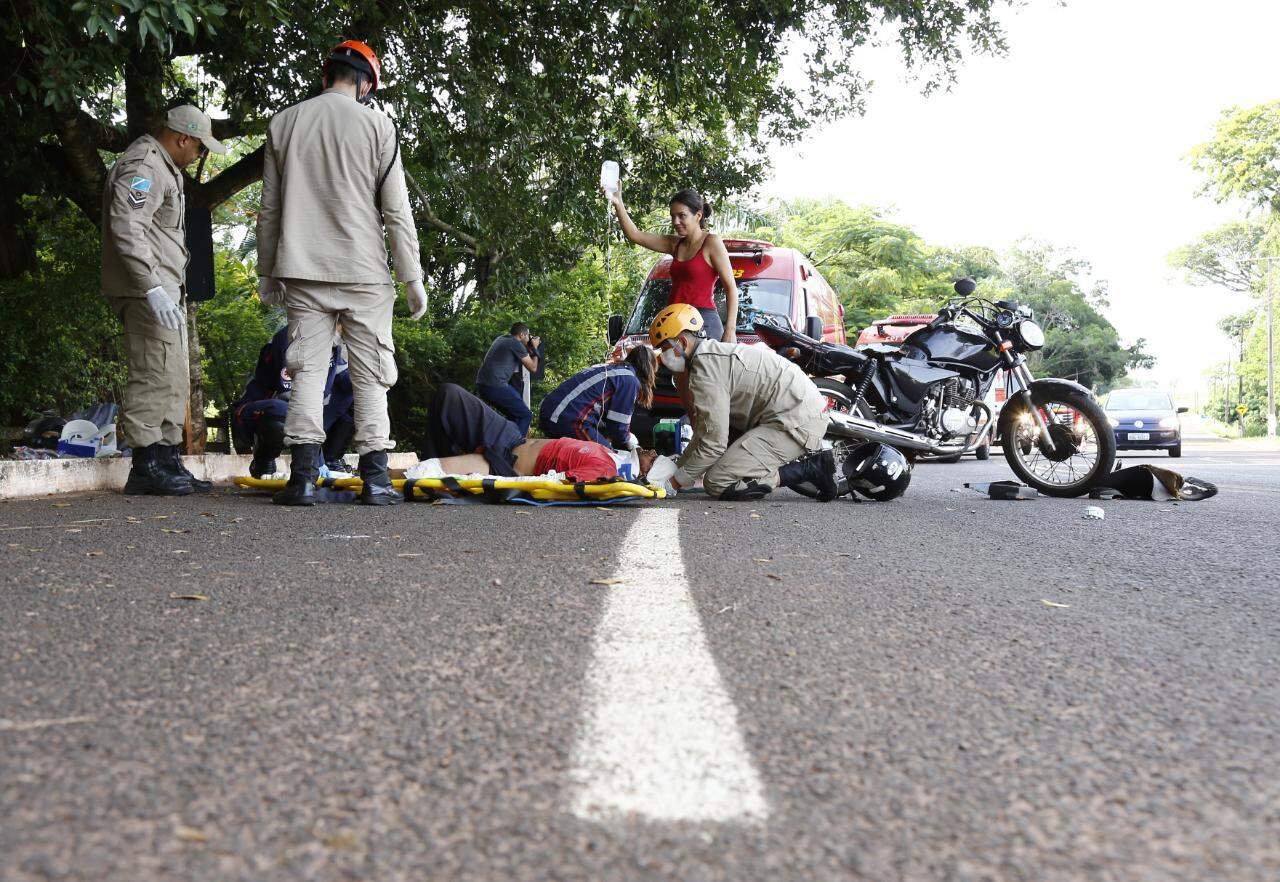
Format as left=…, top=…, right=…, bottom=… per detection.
left=842, top=442, right=911, bottom=501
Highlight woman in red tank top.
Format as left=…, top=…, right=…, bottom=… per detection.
left=606, top=186, right=739, bottom=343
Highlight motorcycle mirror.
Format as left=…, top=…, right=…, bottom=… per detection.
left=953, top=277, right=976, bottom=296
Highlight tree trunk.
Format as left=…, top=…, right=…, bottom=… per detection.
left=185, top=300, right=206, bottom=454
left=0, top=213, right=35, bottom=278
left=475, top=249, right=502, bottom=302
left=124, top=43, right=165, bottom=139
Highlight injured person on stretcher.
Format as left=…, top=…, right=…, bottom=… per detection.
left=413, top=384, right=659, bottom=482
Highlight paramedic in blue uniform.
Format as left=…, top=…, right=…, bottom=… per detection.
left=232, top=327, right=355, bottom=477
left=538, top=346, right=656, bottom=449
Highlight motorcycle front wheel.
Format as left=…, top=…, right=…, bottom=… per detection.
left=999, top=386, right=1116, bottom=497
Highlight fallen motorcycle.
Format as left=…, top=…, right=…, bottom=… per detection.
left=754, top=279, right=1116, bottom=498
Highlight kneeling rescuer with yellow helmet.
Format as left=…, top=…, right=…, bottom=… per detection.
left=646, top=304, right=844, bottom=501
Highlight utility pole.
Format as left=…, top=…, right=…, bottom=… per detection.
left=1235, top=337, right=1245, bottom=437
left=1224, top=359, right=1233, bottom=424
left=1237, top=255, right=1278, bottom=438
left=1268, top=262, right=1276, bottom=437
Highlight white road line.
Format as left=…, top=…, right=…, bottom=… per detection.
left=569, top=507, right=768, bottom=824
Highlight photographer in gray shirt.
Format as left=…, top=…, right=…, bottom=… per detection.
left=475, top=322, right=540, bottom=437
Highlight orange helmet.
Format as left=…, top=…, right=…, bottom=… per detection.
left=324, top=39, right=381, bottom=93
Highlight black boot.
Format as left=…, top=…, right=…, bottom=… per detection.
left=249, top=455, right=278, bottom=479
left=778, top=448, right=840, bottom=502
left=322, top=414, right=355, bottom=473
left=717, top=479, right=772, bottom=501
left=158, top=443, right=213, bottom=492
left=249, top=418, right=284, bottom=479
left=358, top=450, right=402, bottom=506
left=273, top=443, right=321, bottom=506
left=124, top=444, right=194, bottom=496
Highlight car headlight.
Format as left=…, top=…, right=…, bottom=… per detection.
left=1016, top=319, right=1045, bottom=350
left=1107, top=417, right=1119, bottom=428
left=1158, top=415, right=1178, bottom=429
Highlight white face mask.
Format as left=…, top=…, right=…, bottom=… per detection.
left=660, top=344, right=687, bottom=373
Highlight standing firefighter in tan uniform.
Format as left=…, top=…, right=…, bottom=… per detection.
left=644, top=304, right=848, bottom=501
left=101, top=105, right=227, bottom=495
left=257, top=40, right=428, bottom=506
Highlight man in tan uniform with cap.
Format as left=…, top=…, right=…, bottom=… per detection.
left=257, top=39, right=428, bottom=506
left=101, top=105, right=227, bottom=495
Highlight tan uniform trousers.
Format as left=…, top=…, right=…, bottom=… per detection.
left=109, top=295, right=190, bottom=448
left=282, top=279, right=397, bottom=454
left=701, top=414, right=826, bottom=498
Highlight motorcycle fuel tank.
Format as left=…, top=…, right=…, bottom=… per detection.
left=903, top=324, right=1002, bottom=372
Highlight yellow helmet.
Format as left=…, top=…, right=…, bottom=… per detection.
left=649, top=303, right=705, bottom=347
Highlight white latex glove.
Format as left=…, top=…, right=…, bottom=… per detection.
left=646, top=454, right=678, bottom=496
left=144, top=286, right=183, bottom=331
left=625, top=432, right=639, bottom=451
left=257, top=276, right=285, bottom=306
left=405, top=279, right=428, bottom=320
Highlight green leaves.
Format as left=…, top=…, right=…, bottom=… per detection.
left=1190, top=101, right=1280, bottom=212
left=1168, top=219, right=1268, bottom=295
left=1186, top=100, right=1279, bottom=435
left=54, top=0, right=232, bottom=51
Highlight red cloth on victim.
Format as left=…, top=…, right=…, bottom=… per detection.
left=533, top=437, right=618, bottom=482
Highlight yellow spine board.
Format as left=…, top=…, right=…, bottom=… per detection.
left=232, top=476, right=665, bottom=501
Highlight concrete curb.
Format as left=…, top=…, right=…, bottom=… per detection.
left=0, top=452, right=420, bottom=500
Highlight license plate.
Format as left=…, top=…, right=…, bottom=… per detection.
left=1128, top=432, right=1150, bottom=441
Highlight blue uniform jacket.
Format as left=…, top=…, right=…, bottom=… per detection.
left=538, top=363, right=639, bottom=447
left=232, top=328, right=352, bottom=431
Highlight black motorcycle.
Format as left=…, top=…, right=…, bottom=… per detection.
left=754, top=279, right=1116, bottom=497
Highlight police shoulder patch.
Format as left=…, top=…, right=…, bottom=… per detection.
left=129, top=176, right=152, bottom=193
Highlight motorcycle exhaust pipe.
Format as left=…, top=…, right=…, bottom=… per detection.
left=826, top=411, right=969, bottom=456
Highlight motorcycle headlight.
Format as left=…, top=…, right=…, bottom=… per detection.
left=1158, top=415, right=1178, bottom=429
left=1017, top=320, right=1045, bottom=350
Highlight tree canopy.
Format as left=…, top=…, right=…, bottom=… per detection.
left=4, top=0, right=1011, bottom=290
left=1168, top=219, right=1268, bottom=294
left=1184, top=99, right=1279, bottom=436
left=1190, top=101, right=1280, bottom=213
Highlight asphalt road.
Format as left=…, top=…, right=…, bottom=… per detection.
left=2, top=442, right=1277, bottom=881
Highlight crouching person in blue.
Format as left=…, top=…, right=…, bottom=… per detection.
left=231, top=327, right=355, bottom=478
left=538, top=346, right=655, bottom=450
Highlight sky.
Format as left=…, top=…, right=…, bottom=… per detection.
left=763, top=0, right=1278, bottom=399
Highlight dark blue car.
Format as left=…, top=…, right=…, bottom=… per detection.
left=1103, top=389, right=1187, bottom=457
